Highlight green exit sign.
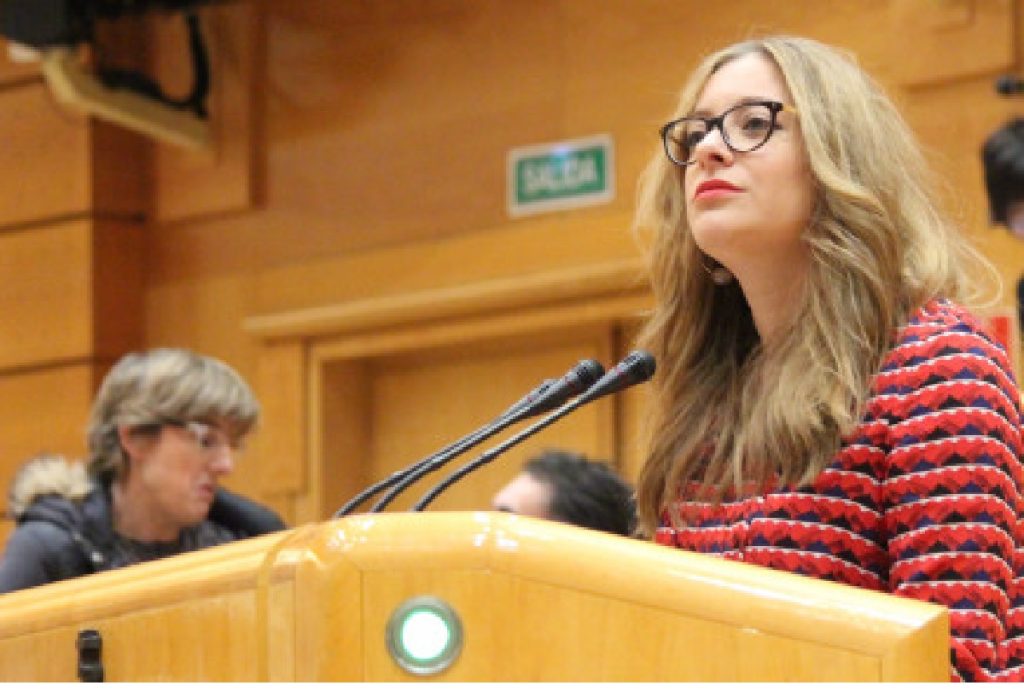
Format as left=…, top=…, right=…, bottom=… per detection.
left=507, top=134, right=614, bottom=217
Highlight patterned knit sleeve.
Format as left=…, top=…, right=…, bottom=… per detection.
left=877, top=303, right=1024, bottom=682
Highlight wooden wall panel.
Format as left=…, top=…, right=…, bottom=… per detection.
left=92, top=219, right=146, bottom=360
left=144, top=0, right=589, bottom=286
left=0, top=219, right=143, bottom=371
left=0, top=223, right=90, bottom=366
left=251, top=209, right=638, bottom=318
left=361, top=331, right=617, bottom=515
left=0, top=221, right=93, bottom=369
left=0, top=58, right=147, bottom=230
left=144, top=272, right=259, bottom=369
left=0, top=83, right=90, bottom=228
left=0, top=363, right=99, bottom=518
left=308, top=359, right=370, bottom=523
left=261, top=0, right=564, bottom=253
left=882, top=0, right=1013, bottom=86
left=91, top=122, right=150, bottom=220
left=253, top=341, right=306, bottom=513
left=145, top=0, right=1024, bottom=324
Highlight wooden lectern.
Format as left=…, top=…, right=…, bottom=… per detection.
left=0, top=512, right=949, bottom=681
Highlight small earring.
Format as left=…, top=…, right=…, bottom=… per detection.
left=711, top=266, right=733, bottom=285
left=701, top=257, right=734, bottom=285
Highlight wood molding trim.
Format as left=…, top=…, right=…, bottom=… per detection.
left=244, top=258, right=650, bottom=342
left=246, top=258, right=651, bottom=522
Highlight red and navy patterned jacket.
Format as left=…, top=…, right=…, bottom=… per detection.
left=655, top=299, right=1024, bottom=682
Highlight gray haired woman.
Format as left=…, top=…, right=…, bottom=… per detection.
left=0, top=348, right=285, bottom=593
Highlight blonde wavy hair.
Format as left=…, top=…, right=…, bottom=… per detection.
left=633, top=36, right=996, bottom=535
left=86, top=348, right=260, bottom=480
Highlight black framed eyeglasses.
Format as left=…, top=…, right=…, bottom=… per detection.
left=660, top=100, right=797, bottom=167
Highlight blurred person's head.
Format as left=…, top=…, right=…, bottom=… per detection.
left=982, top=118, right=1024, bottom=238
left=492, top=450, right=635, bottom=536
left=86, top=348, right=259, bottom=539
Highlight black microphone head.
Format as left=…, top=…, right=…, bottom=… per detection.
left=514, top=359, right=606, bottom=420
left=621, top=349, right=656, bottom=383
left=569, top=358, right=605, bottom=392
left=577, top=350, right=656, bottom=405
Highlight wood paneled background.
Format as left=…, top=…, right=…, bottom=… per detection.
left=0, top=0, right=1020, bottom=543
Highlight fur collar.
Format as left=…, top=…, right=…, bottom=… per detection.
left=7, top=454, right=92, bottom=519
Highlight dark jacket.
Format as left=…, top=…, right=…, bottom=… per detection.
left=0, top=458, right=286, bottom=594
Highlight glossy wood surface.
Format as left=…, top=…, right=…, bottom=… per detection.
left=0, top=513, right=949, bottom=681
left=0, top=532, right=283, bottom=680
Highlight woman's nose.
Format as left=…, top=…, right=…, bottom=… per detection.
left=209, top=449, right=235, bottom=476
left=691, top=125, right=732, bottom=168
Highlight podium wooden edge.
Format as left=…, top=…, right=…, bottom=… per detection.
left=0, top=512, right=949, bottom=680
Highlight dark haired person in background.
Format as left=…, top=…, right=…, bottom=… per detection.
left=983, top=117, right=1024, bottom=238
left=492, top=449, right=635, bottom=536
left=982, top=118, right=1024, bottom=330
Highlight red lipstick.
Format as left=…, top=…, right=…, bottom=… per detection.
left=695, top=179, right=742, bottom=199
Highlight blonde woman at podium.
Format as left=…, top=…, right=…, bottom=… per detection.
left=0, top=348, right=285, bottom=594
left=634, top=36, right=1023, bottom=682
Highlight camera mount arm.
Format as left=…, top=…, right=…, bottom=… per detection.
left=40, top=44, right=209, bottom=150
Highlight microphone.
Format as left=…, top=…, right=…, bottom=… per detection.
left=411, top=350, right=656, bottom=512
left=514, top=358, right=604, bottom=419
left=332, top=382, right=554, bottom=518
left=331, top=358, right=605, bottom=517
left=332, top=427, right=485, bottom=518
left=573, top=349, right=657, bottom=407
left=996, top=75, right=1024, bottom=96
left=500, top=378, right=557, bottom=418
left=366, top=358, right=606, bottom=514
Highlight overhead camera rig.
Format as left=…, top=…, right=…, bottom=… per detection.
left=0, top=0, right=228, bottom=150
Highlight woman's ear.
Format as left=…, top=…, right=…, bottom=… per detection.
left=117, top=424, right=151, bottom=464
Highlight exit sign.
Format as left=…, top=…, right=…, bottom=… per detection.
left=507, top=134, right=614, bottom=217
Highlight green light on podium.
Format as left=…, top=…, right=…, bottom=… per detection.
left=386, top=596, right=463, bottom=675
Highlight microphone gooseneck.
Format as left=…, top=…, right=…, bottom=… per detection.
left=333, top=425, right=486, bottom=517
left=333, top=382, right=558, bottom=517
left=574, top=349, right=656, bottom=407
left=367, top=358, right=606, bottom=513
left=337, top=358, right=606, bottom=516
left=516, top=358, right=604, bottom=419
left=411, top=350, right=656, bottom=512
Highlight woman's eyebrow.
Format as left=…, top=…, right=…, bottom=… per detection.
left=689, top=96, right=776, bottom=117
